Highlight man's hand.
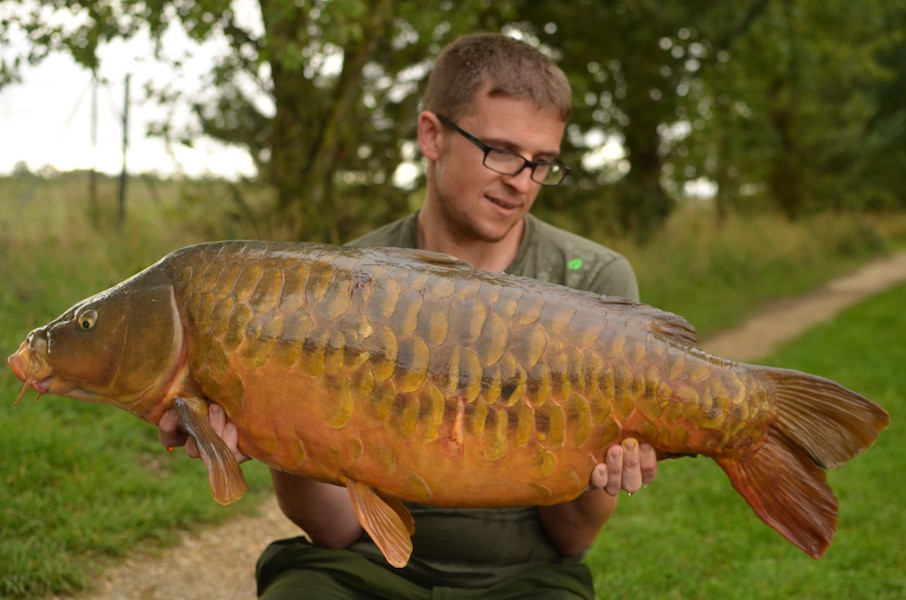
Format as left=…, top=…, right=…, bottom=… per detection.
left=538, top=437, right=658, bottom=555
left=158, top=403, right=250, bottom=464
left=590, top=438, right=657, bottom=495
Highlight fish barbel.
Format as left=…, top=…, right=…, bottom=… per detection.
left=7, top=241, right=889, bottom=567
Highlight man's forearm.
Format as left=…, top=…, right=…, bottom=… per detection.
left=538, top=490, right=617, bottom=556
left=270, top=469, right=363, bottom=548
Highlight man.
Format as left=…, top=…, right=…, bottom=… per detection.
left=161, top=33, right=657, bottom=599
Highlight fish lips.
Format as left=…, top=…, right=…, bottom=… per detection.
left=9, top=350, right=79, bottom=402
left=7, top=351, right=28, bottom=382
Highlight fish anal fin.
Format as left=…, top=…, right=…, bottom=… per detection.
left=346, top=480, right=413, bottom=568
left=716, top=434, right=837, bottom=559
left=174, top=397, right=247, bottom=505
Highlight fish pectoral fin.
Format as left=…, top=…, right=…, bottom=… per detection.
left=378, top=492, right=416, bottom=536
left=346, top=480, right=413, bottom=568
left=174, top=397, right=247, bottom=506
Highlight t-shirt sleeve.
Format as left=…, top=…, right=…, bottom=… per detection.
left=585, top=254, right=640, bottom=302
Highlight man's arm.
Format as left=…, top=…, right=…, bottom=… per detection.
left=538, top=438, right=657, bottom=556
left=270, top=471, right=363, bottom=548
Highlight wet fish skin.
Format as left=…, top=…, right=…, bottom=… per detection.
left=8, top=241, right=890, bottom=567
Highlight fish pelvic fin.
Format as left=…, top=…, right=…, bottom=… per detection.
left=717, top=366, right=889, bottom=559
left=174, top=397, right=248, bottom=505
left=346, top=480, right=414, bottom=568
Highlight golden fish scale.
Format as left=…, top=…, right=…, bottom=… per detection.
left=169, top=243, right=773, bottom=506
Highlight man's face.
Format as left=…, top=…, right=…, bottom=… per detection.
left=429, top=93, right=566, bottom=244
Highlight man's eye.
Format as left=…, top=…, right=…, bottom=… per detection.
left=488, top=148, right=521, bottom=163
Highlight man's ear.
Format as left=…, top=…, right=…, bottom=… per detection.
left=417, top=111, right=443, bottom=160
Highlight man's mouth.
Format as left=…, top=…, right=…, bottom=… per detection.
left=487, top=195, right=519, bottom=211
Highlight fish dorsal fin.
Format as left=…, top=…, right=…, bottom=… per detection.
left=375, top=247, right=472, bottom=270
left=649, top=309, right=698, bottom=346
left=598, top=296, right=698, bottom=346
left=174, top=397, right=247, bottom=505
left=596, top=296, right=698, bottom=347
left=346, top=479, right=414, bottom=568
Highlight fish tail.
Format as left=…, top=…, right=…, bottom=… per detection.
left=715, top=366, right=889, bottom=559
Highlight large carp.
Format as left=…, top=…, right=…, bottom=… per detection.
left=8, top=241, right=889, bottom=567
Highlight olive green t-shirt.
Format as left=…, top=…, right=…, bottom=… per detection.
left=345, top=212, right=639, bottom=588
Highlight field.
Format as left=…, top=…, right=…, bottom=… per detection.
left=1, top=172, right=905, bottom=597
left=587, top=282, right=906, bottom=599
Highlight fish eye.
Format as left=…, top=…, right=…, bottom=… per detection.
left=77, top=309, right=98, bottom=331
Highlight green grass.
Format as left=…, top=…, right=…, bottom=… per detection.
left=2, top=172, right=906, bottom=597
left=618, top=209, right=906, bottom=337
left=588, top=282, right=906, bottom=599
left=0, top=178, right=274, bottom=598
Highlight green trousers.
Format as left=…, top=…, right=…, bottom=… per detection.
left=256, top=537, right=595, bottom=600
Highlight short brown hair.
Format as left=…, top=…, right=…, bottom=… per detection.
left=421, top=33, right=572, bottom=122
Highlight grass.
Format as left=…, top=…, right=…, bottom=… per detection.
left=1, top=172, right=906, bottom=597
left=615, top=208, right=906, bottom=337
left=0, top=175, right=275, bottom=598
left=587, top=282, right=906, bottom=599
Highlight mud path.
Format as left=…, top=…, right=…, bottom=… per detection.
left=72, top=251, right=906, bottom=600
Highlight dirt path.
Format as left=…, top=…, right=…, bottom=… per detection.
left=71, top=250, right=906, bottom=600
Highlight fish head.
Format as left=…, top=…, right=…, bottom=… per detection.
left=8, top=282, right=185, bottom=415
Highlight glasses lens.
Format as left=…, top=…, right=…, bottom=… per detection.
left=479, top=141, right=567, bottom=186
left=483, top=148, right=523, bottom=174
left=538, top=164, right=565, bottom=186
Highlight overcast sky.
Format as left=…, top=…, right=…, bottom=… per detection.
left=0, top=20, right=258, bottom=180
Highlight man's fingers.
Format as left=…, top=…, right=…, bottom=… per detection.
left=640, top=443, right=657, bottom=485
left=208, top=403, right=227, bottom=435
left=620, top=438, right=643, bottom=494
left=604, top=444, right=624, bottom=495
left=185, top=436, right=200, bottom=459
left=158, top=408, right=188, bottom=449
left=590, top=463, right=608, bottom=489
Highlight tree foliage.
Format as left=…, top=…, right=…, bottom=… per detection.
left=2, top=0, right=903, bottom=241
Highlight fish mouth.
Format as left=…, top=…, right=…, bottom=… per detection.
left=8, top=351, right=28, bottom=382
left=9, top=353, right=42, bottom=406
left=8, top=349, right=68, bottom=405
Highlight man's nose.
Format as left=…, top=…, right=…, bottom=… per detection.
left=503, top=164, right=536, bottom=191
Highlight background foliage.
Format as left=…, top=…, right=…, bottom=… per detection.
left=1, top=1, right=904, bottom=596
left=1, top=173, right=905, bottom=598
left=2, top=0, right=904, bottom=242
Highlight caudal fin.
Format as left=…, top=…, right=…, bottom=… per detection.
left=716, top=367, right=889, bottom=559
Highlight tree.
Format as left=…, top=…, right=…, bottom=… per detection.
left=509, top=0, right=770, bottom=241
left=0, top=0, right=511, bottom=241
left=683, top=0, right=904, bottom=219
left=5, top=0, right=900, bottom=242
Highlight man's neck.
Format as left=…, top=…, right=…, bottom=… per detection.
left=415, top=211, right=524, bottom=273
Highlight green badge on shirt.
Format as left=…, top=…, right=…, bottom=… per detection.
left=567, top=258, right=584, bottom=270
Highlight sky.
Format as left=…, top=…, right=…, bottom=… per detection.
left=0, top=15, right=259, bottom=181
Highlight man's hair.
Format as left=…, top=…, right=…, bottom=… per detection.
left=421, top=33, right=572, bottom=122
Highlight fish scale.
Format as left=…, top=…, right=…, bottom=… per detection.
left=179, top=245, right=641, bottom=481
left=8, top=240, right=889, bottom=568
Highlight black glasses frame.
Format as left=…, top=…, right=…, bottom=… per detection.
left=435, top=113, right=569, bottom=186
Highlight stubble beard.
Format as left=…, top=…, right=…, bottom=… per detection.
left=436, top=189, right=516, bottom=245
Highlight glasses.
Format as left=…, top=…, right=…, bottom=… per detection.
left=435, top=113, right=569, bottom=186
